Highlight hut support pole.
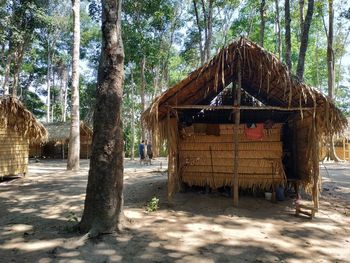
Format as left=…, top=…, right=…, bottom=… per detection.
left=312, top=118, right=319, bottom=211
left=233, top=59, right=241, bottom=207
left=343, top=137, right=345, bottom=160
left=167, top=108, right=173, bottom=204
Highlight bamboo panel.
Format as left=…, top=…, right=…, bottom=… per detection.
left=0, top=148, right=29, bottom=156
left=181, top=150, right=282, bottom=159
left=0, top=159, right=28, bottom=166
left=219, top=123, right=284, bottom=130
left=0, top=167, right=27, bottom=177
left=182, top=172, right=286, bottom=190
left=220, top=129, right=281, bottom=136
left=1, top=143, right=29, bottom=148
left=335, top=147, right=350, bottom=160
left=182, top=133, right=281, bottom=143
left=184, top=165, right=274, bottom=174
left=179, top=141, right=282, bottom=151
left=180, top=157, right=280, bottom=167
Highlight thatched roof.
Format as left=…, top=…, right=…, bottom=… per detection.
left=143, top=38, right=347, bottom=138
left=44, top=122, right=92, bottom=142
left=0, top=96, right=47, bottom=143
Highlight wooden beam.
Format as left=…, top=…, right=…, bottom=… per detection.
left=233, top=59, right=241, bottom=207
left=171, top=105, right=314, bottom=111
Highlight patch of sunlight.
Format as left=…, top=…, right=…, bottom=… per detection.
left=109, top=255, right=122, bottom=261
left=1, top=239, right=62, bottom=251
left=7, top=224, right=33, bottom=233
left=148, top=241, right=161, bottom=248
left=59, top=251, right=80, bottom=257
left=125, top=210, right=143, bottom=219
left=97, top=249, right=117, bottom=256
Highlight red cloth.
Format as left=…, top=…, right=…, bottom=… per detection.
left=244, top=123, right=264, bottom=140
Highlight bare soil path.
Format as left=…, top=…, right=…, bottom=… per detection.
left=0, top=159, right=349, bottom=263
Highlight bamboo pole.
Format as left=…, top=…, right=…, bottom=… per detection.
left=167, top=107, right=173, bottom=203
left=233, top=59, right=241, bottom=207
left=312, top=118, right=319, bottom=211
left=171, top=105, right=314, bottom=111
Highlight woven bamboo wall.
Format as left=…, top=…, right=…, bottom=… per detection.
left=335, top=144, right=350, bottom=161
left=0, top=126, right=29, bottom=177
left=179, top=123, right=285, bottom=190
left=294, top=117, right=313, bottom=183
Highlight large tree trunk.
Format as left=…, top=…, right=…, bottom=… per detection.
left=275, top=0, right=281, bottom=59
left=326, top=0, right=340, bottom=162
left=140, top=55, right=146, bottom=141
left=67, top=0, right=80, bottom=171
left=80, top=0, right=124, bottom=234
left=259, top=0, right=266, bottom=47
left=296, top=0, right=314, bottom=80
left=285, top=0, right=292, bottom=70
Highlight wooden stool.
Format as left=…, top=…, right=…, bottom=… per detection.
left=295, top=202, right=316, bottom=219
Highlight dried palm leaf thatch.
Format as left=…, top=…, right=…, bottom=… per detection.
left=142, top=37, right=347, bottom=146
left=0, top=96, right=47, bottom=143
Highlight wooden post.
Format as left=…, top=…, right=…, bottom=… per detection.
left=312, top=118, right=319, bottom=211
left=167, top=107, right=173, bottom=204
left=233, top=59, right=241, bottom=207
left=62, top=141, right=65, bottom=159
left=343, top=137, right=346, bottom=160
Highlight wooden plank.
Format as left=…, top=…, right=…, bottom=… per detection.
left=181, top=133, right=281, bottom=143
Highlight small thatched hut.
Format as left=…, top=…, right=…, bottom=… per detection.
left=142, top=38, right=347, bottom=209
left=0, top=96, right=47, bottom=177
left=30, top=122, right=93, bottom=159
left=334, top=117, right=350, bottom=161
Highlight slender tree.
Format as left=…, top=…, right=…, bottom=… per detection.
left=285, top=0, right=292, bottom=70
left=260, top=0, right=266, bottom=47
left=275, top=0, right=281, bottom=59
left=296, top=0, right=315, bottom=80
left=80, top=0, right=125, bottom=234
left=67, top=0, right=80, bottom=170
left=140, top=55, right=146, bottom=141
left=326, top=0, right=340, bottom=161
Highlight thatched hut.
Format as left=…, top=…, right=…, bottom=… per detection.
left=0, top=96, right=47, bottom=178
left=30, top=122, right=93, bottom=159
left=142, top=38, right=347, bottom=209
left=334, top=117, right=350, bottom=161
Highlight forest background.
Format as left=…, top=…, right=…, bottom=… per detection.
left=0, top=0, right=349, bottom=158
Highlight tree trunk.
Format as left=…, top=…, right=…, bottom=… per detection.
left=275, top=0, right=281, bottom=59
left=296, top=0, right=314, bottom=80
left=260, top=0, right=266, bottom=47
left=63, top=66, right=68, bottom=122
left=204, top=0, right=213, bottom=62
left=326, top=0, right=340, bottom=162
left=46, top=41, right=51, bottom=123
left=2, top=53, right=12, bottom=95
left=299, top=0, right=305, bottom=36
left=130, top=70, right=135, bottom=160
left=285, top=0, right=292, bottom=70
left=80, top=0, right=124, bottom=234
left=67, top=0, right=80, bottom=171
left=140, top=55, right=146, bottom=141
left=193, top=0, right=205, bottom=65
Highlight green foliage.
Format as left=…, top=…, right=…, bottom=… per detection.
left=146, top=197, right=160, bottom=212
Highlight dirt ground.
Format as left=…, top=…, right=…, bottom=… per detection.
left=0, top=158, right=349, bottom=263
